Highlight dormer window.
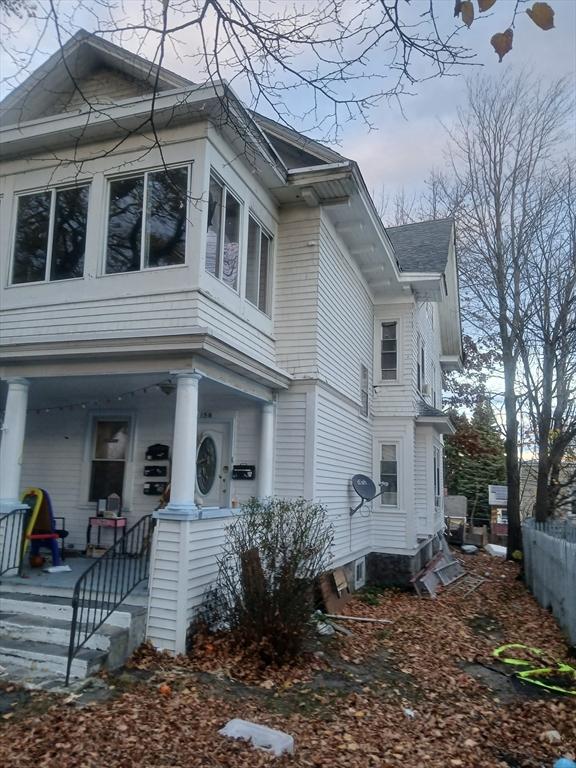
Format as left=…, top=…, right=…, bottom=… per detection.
left=106, top=166, right=188, bottom=274
left=205, top=173, right=241, bottom=290
left=11, top=185, right=89, bottom=284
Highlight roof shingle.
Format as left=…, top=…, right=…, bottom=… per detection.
left=386, top=218, right=454, bottom=273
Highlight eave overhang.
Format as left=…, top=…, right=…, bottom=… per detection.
left=416, top=415, right=456, bottom=435
left=0, top=83, right=287, bottom=189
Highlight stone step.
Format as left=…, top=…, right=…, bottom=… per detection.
left=0, top=611, right=125, bottom=653
left=0, top=591, right=143, bottom=628
left=0, top=578, right=149, bottom=606
left=0, top=636, right=106, bottom=679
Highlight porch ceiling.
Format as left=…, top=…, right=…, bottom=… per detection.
left=1, top=373, right=266, bottom=412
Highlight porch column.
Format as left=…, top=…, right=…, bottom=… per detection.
left=148, top=371, right=201, bottom=654
left=258, top=401, right=275, bottom=498
left=159, top=371, right=202, bottom=520
left=0, top=377, right=30, bottom=509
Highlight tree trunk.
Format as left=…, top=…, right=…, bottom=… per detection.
left=503, top=349, right=522, bottom=557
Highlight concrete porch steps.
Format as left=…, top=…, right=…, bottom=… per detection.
left=0, top=591, right=147, bottom=685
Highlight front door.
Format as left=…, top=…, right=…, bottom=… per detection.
left=196, top=421, right=230, bottom=508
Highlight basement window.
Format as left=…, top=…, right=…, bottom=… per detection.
left=246, top=215, right=272, bottom=314
left=11, top=185, right=89, bottom=284
left=205, top=173, right=241, bottom=290
left=106, top=166, right=188, bottom=274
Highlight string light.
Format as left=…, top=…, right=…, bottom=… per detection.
left=16, top=379, right=175, bottom=415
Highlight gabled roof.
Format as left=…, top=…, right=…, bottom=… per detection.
left=0, top=29, right=194, bottom=124
left=386, top=218, right=454, bottom=273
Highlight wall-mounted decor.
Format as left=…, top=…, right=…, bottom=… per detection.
left=143, top=481, right=168, bottom=496
left=232, top=464, right=256, bottom=480
left=144, top=465, right=167, bottom=477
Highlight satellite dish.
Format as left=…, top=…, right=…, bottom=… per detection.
left=352, top=474, right=377, bottom=500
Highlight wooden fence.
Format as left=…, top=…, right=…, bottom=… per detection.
left=522, top=518, right=576, bottom=646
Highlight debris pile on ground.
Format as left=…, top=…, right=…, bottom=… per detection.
left=0, top=552, right=574, bottom=767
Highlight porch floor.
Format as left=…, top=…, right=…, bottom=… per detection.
left=0, top=556, right=148, bottom=604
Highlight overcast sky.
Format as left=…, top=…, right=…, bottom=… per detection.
left=1, top=0, right=575, bottom=202
left=338, top=0, right=576, bottom=199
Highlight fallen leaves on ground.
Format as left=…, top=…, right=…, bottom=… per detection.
left=0, top=552, right=575, bottom=767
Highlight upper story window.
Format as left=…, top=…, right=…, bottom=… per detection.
left=430, top=361, right=437, bottom=407
left=380, top=444, right=398, bottom=506
left=380, top=321, right=398, bottom=380
left=417, top=334, right=426, bottom=393
left=206, top=173, right=241, bottom=290
left=11, top=185, right=89, bottom=284
left=106, top=166, right=188, bottom=274
left=360, top=364, right=369, bottom=417
left=246, top=215, right=272, bottom=314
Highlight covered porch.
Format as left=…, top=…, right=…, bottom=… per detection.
left=0, top=354, right=283, bottom=592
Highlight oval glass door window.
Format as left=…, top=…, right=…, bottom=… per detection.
left=197, top=435, right=217, bottom=495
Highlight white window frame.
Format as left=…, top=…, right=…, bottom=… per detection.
left=430, top=361, right=437, bottom=408
left=379, top=320, right=399, bottom=383
left=205, top=170, right=243, bottom=292
left=82, top=413, right=135, bottom=507
left=379, top=442, right=399, bottom=508
left=360, top=363, right=369, bottom=417
left=433, top=445, right=442, bottom=509
left=245, top=212, right=273, bottom=316
left=104, top=164, right=190, bottom=275
left=417, top=333, right=425, bottom=394
left=10, top=184, right=90, bottom=286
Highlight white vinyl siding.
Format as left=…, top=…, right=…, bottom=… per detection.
left=274, top=207, right=321, bottom=377
left=315, top=387, right=372, bottom=562
left=274, top=389, right=309, bottom=498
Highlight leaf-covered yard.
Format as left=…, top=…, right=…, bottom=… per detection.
left=1, top=552, right=574, bottom=768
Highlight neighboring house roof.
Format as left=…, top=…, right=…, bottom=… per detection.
left=386, top=218, right=454, bottom=273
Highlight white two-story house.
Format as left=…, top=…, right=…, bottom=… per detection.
left=0, top=31, right=462, bottom=660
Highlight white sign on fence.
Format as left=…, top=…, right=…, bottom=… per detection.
left=488, top=485, right=508, bottom=506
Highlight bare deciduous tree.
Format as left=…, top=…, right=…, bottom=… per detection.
left=444, top=73, right=572, bottom=552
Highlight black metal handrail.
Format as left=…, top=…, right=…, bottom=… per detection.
left=0, top=506, right=29, bottom=577
left=65, top=514, right=154, bottom=685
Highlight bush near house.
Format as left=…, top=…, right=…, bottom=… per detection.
left=209, top=497, right=333, bottom=665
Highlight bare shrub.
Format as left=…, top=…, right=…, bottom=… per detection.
left=213, top=497, right=333, bottom=664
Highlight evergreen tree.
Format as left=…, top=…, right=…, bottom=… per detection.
left=445, top=402, right=507, bottom=525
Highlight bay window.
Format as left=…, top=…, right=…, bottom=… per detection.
left=12, top=185, right=89, bottom=284
left=246, top=215, right=272, bottom=314
left=106, top=166, right=188, bottom=274
left=205, top=173, right=241, bottom=290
